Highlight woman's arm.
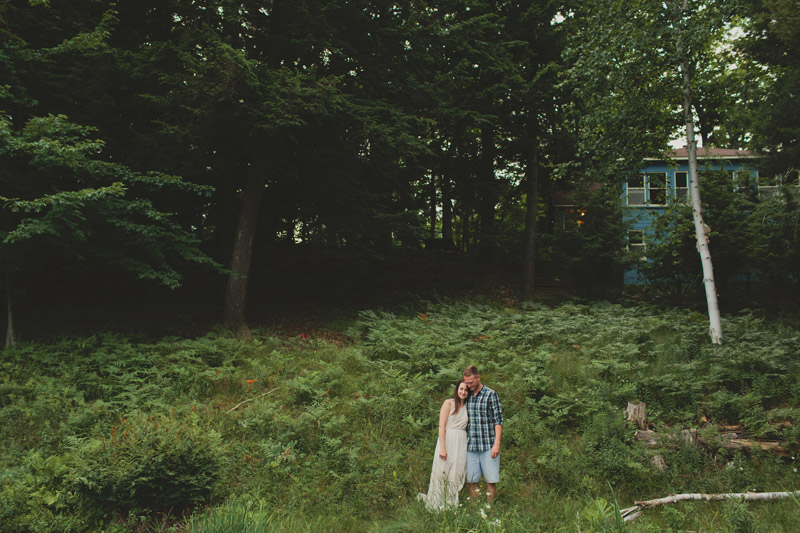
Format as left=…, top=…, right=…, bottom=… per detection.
left=437, top=399, right=451, bottom=460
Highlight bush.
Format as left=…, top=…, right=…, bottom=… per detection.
left=0, top=451, right=89, bottom=533
left=74, top=411, right=223, bottom=514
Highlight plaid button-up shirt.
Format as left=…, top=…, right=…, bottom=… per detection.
left=466, top=384, right=503, bottom=453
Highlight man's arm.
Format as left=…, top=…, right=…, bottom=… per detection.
left=491, top=424, right=502, bottom=458
left=490, top=391, right=503, bottom=458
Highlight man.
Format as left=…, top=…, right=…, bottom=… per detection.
left=463, top=365, right=503, bottom=502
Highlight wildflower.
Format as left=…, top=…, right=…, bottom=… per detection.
left=393, top=471, right=397, bottom=478
left=300, top=333, right=308, bottom=339
left=246, top=379, right=258, bottom=384
left=480, top=508, right=488, bottom=519
left=492, top=519, right=502, bottom=526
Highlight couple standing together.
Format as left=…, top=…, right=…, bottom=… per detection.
left=418, top=366, right=503, bottom=511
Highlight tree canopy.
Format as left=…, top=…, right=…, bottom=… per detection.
left=1, top=0, right=798, bottom=336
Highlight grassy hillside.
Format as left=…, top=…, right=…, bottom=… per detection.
left=2, top=300, right=799, bottom=531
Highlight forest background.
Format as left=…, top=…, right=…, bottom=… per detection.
left=2, top=0, right=800, bottom=531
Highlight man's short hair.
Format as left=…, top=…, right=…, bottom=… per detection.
left=463, top=365, right=479, bottom=377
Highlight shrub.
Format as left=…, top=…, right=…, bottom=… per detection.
left=0, top=450, right=92, bottom=533
left=74, top=411, right=223, bottom=514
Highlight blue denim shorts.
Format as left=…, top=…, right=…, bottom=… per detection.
left=466, top=449, right=500, bottom=484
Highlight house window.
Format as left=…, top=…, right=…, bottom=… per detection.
left=647, top=173, right=667, bottom=205
left=759, top=170, right=800, bottom=199
left=627, top=173, right=667, bottom=206
left=562, top=208, right=586, bottom=231
left=758, top=173, right=780, bottom=199
left=674, top=171, right=689, bottom=201
left=627, top=174, right=645, bottom=206
left=735, top=170, right=757, bottom=193
left=784, top=169, right=800, bottom=198
left=627, top=230, right=646, bottom=260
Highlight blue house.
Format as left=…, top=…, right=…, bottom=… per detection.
left=623, top=147, right=761, bottom=283
left=551, top=147, right=799, bottom=285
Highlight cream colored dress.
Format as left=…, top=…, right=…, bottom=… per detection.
left=417, top=400, right=468, bottom=511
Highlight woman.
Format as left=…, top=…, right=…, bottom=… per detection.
left=417, top=379, right=470, bottom=511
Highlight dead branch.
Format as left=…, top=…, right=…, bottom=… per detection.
left=620, top=491, right=800, bottom=522
left=226, top=387, right=278, bottom=413
left=635, top=429, right=787, bottom=455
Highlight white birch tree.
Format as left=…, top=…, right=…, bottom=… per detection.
left=673, top=0, right=724, bottom=343
left=564, top=0, right=733, bottom=343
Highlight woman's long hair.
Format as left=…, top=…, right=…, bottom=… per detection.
left=452, top=378, right=468, bottom=414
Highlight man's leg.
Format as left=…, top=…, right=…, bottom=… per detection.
left=487, top=482, right=496, bottom=502
left=481, top=451, right=500, bottom=502
left=466, top=452, right=482, bottom=499
left=470, top=482, right=480, bottom=499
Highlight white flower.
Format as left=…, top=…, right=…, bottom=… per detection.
left=492, top=519, right=502, bottom=526
left=480, top=509, right=488, bottom=519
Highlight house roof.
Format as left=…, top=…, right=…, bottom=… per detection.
left=647, top=147, right=757, bottom=160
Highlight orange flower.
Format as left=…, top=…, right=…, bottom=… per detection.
left=246, top=379, right=258, bottom=384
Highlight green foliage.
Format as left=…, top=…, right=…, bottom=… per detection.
left=545, top=184, right=629, bottom=298
left=723, top=500, right=759, bottom=533
left=3, top=301, right=800, bottom=530
left=74, top=411, right=222, bottom=514
left=0, top=113, right=218, bottom=290
left=0, top=450, right=89, bottom=533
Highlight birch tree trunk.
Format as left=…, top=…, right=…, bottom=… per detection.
left=677, top=0, right=723, bottom=344
left=622, top=491, right=800, bottom=522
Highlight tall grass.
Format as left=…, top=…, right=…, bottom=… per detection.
left=2, top=300, right=799, bottom=531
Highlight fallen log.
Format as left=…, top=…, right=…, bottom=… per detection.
left=620, top=491, right=800, bottom=522
left=634, top=429, right=787, bottom=456
left=726, top=438, right=788, bottom=455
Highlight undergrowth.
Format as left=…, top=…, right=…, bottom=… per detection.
left=1, top=300, right=799, bottom=531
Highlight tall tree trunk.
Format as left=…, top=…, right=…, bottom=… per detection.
left=429, top=173, right=437, bottom=240
left=441, top=170, right=453, bottom=242
left=522, top=131, right=539, bottom=300
left=477, top=125, right=497, bottom=263
left=215, top=171, right=238, bottom=262
left=223, top=168, right=266, bottom=330
left=679, top=22, right=723, bottom=343
left=4, top=274, right=15, bottom=349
